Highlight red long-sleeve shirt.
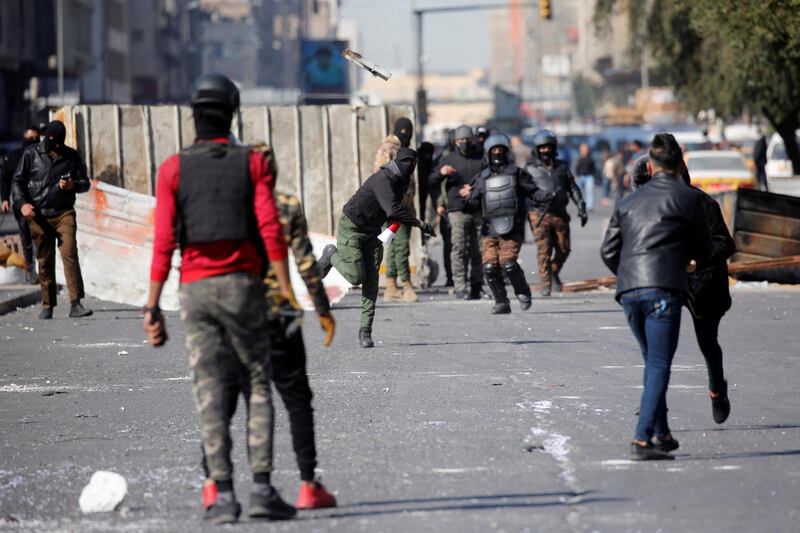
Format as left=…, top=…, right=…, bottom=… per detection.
left=150, top=139, right=288, bottom=284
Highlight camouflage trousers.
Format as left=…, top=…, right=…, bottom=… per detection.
left=179, top=272, right=274, bottom=482
left=528, top=212, right=571, bottom=286
left=482, top=233, right=523, bottom=267
left=448, top=211, right=483, bottom=293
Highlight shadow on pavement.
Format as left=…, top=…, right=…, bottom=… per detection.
left=300, top=490, right=629, bottom=521
left=675, top=423, right=800, bottom=433
left=408, top=340, right=591, bottom=347
left=678, top=449, right=800, bottom=461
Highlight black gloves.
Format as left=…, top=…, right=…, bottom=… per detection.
left=420, top=221, right=437, bottom=237
left=578, top=203, right=588, bottom=227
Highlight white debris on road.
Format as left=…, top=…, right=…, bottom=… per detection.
left=78, top=471, right=127, bottom=513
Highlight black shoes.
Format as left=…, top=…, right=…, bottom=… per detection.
left=711, top=382, right=731, bottom=424
left=249, top=486, right=296, bottom=520
left=38, top=307, right=53, bottom=320
left=630, top=442, right=675, bottom=461
left=318, top=244, right=337, bottom=278
left=205, top=495, right=242, bottom=525
left=491, top=302, right=511, bottom=315
left=540, top=283, right=551, bottom=297
left=652, top=435, right=680, bottom=453
left=69, top=300, right=93, bottom=318
left=359, top=327, right=374, bottom=348
left=552, top=274, right=563, bottom=292
left=517, top=293, right=532, bottom=311
left=467, top=284, right=482, bottom=300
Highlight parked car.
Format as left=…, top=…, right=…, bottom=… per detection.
left=765, top=132, right=800, bottom=180
left=685, top=150, right=756, bottom=192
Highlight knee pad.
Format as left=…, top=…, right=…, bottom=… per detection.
left=483, top=262, right=499, bottom=275
left=502, top=260, right=521, bottom=275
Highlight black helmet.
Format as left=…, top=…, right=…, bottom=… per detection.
left=190, top=74, right=240, bottom=110
left=533, top=129, right=557, bottom=149
left=483, top=133, right=511, bottom=154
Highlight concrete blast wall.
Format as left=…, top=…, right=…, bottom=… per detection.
left=53, top=104, right=431, bottom=290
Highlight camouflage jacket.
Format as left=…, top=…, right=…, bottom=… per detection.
left=264, top=192, right=331, bottom=316
left=373, top=134, right=416, bottom=214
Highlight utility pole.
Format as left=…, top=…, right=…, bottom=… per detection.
left=57, top=0, right=64, bottom=100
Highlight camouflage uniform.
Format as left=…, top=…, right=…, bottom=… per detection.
left=180, top=272, right=275, bottom=482
left=373, top=134, right=416, bottom=283
left=528, top=211, right=571, bottom=287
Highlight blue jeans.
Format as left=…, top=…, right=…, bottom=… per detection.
left=620, top=288, right=683, bottom=441
left=578, top=175, right=595, bottom=210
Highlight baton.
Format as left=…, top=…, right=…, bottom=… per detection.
left=535, top=187, right=562, bottom=229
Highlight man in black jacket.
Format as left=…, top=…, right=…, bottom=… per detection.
left=527, top=130, right=587, bottom=296
left=1, top=125, right=40, bottom=284
left=318, top=148, right=435, bottom=348
left=12, top=121, right=92, bottom=320
left=631, top=155, right=734, bottom=424
left=601, top=133, right=713, bottom=461
left=429, top=125, right=484, bottom=299
left=465, top=134, right=552, bottom=314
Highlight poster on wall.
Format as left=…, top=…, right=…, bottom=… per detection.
left=300, top=40, right=350, bottom=100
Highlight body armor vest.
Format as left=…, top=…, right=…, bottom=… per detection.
left=177, top=143, right=254, bottom=247
left=482, top=172, right=518, bottom=235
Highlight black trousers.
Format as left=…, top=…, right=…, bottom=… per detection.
left=692, top=313, right=726, bottom=393
left=201, top=327, right=317, bottom=482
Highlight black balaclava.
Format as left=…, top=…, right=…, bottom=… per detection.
left=537, top=145, right=555, bottom=167
left=489, top=147, right=508, bottom=172
left=394, top=147, right=417, bottom=177
left=193, top=105, right=233, bottom=139
left=42, top=121, right=67, bottom=153
left=393, top=118, right=413, bottom=148
left=23, top=138, right=39, bottom=148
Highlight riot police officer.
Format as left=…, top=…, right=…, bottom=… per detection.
left=527, top=130, right=588, bottom=296
left=464, top=134, right=552, bottom=314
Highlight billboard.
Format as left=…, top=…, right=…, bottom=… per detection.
left=300, top=40, right=349, bottom=96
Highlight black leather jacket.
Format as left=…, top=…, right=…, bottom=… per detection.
left=429, top=149, right=484, bottom=214
left=343, top=161, right=418, bottom=236
left=11, top=142, right=90, bottom=217
left=601, top=172, right=713, bottom=300
left=687, top=191, right=735, bottom=318
left=526, top=157, right=585, bottom=220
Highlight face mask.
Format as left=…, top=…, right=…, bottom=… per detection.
left=43, top=137, right=60, bottom=153
left=396, top=158, right=416, bottom=177
left=23, top=138, right=38, bottom=148
left=456, top=142, right=470, bottom=156
left=396, top=130, right=412, bottom=147
left=490, top=151, right=507, bottom=170
left=538, top=149, right=553, bottom=166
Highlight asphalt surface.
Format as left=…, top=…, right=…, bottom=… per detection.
left=1, top=198, right=799, bottom=532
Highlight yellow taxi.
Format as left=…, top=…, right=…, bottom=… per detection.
left=685, top=150, right=756, bottom=192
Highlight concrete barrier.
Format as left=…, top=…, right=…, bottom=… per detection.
left=50, top=104, right=433, bottom=307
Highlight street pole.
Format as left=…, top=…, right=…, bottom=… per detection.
left=414, top=10, right=427, bottom=135
left=57, top=0, right=64, bottom=100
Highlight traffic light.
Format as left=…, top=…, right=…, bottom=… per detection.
left=540, top=0, right=552, bottom=20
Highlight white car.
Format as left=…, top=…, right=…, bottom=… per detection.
left=766, top=132, right=800, bottom=180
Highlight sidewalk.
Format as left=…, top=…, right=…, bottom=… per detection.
left=0, top=285, right=40, bottom=316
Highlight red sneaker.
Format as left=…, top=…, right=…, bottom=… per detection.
left=202, top=480, right=218, bottom=510
left=296, top=481, right=337, bottom=510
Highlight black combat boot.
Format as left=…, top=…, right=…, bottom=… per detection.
left=317, top=244, right=337, bottom=278
left=711, top=381, right=730, bottom=424
left=552, top=273, right=563, bottom=292
left=468, top=282, right=482, bottom=300
left=540, top=278, right=552, bottom=297
left=39, top=306, right=53, bottom=320
left=503, top=261, right=532, bottom=311
left=483, top=263, right=510, bottom=314
left=205, top=489, right=241, bottom=524
left=249, top=484, right=296, bottom=520
left=359, top=327, right=374, bottom=348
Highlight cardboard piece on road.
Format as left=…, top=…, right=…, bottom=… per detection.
left=79, top=471, right=127, bottom=513
left=562, top=276, right=617, bottom=293
left=727, top=255, right=800, bottom=274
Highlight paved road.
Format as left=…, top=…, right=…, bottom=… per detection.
left=1, top=200, right=799, bottom=532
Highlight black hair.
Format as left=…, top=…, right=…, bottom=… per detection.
left=648, top=133, right=682, bottom=172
